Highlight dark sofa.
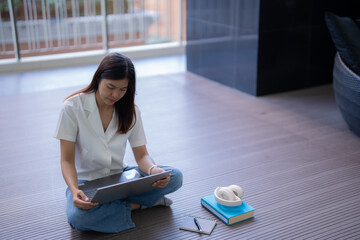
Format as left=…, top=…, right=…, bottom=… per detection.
left=325, top=12, right=360, bottom=137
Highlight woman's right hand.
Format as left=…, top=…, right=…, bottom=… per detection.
left=72, top=189, right=98, bottom=210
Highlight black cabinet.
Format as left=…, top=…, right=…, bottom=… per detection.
left=186, top=0, right=360, bottom=96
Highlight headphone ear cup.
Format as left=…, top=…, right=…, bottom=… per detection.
left=216, top=187, right=238, bottom=201
left=214, top=186, right=243, bottom=206
left=228, top=185, right=244, bottom=198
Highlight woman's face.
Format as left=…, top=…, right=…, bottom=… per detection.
left=96, top=78, right=129, bottom=106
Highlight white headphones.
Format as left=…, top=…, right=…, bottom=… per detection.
left=214, top=185, right=244, bottom=207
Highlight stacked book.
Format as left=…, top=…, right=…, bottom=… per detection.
left=201, top=194, right=255, bottom=225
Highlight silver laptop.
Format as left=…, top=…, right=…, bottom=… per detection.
left=78, top=169, right=171, bottom=204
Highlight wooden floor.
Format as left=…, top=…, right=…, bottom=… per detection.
left=1, top=70, right=360, bottom=239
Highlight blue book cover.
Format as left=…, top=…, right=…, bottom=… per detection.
left=201, top=194, right=255, bottom=225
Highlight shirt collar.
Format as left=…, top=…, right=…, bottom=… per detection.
left=82, top=92, right=119, bottom=140
left=83, top=92, right=97, bottom=114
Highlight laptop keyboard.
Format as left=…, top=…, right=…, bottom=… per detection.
left=82, top=188, right=97, bottom=200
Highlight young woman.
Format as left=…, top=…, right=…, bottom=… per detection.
left=54, top=52, right=183, bottom=233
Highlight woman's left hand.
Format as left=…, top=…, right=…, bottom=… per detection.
left=151, top=167, right=171, bottom=188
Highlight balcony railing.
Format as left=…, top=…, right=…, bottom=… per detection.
left=0, top=0, right=185, bottom=61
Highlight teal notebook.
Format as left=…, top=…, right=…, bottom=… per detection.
left=201, top=194, right=255, bottom=225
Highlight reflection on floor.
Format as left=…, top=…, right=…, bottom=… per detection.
left=0, top=54, right=185, bottom=96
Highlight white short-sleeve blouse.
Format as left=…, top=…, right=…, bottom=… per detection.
left=54, top=92, right=147, bottom=180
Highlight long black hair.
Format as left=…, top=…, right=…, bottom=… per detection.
left=67, top=52, right=136, bottom=133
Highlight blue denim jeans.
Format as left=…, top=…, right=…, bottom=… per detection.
left=65, top=166, right=183, bottom=233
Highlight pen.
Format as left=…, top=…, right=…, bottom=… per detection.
left=193, top=217, right=203, bottom=233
